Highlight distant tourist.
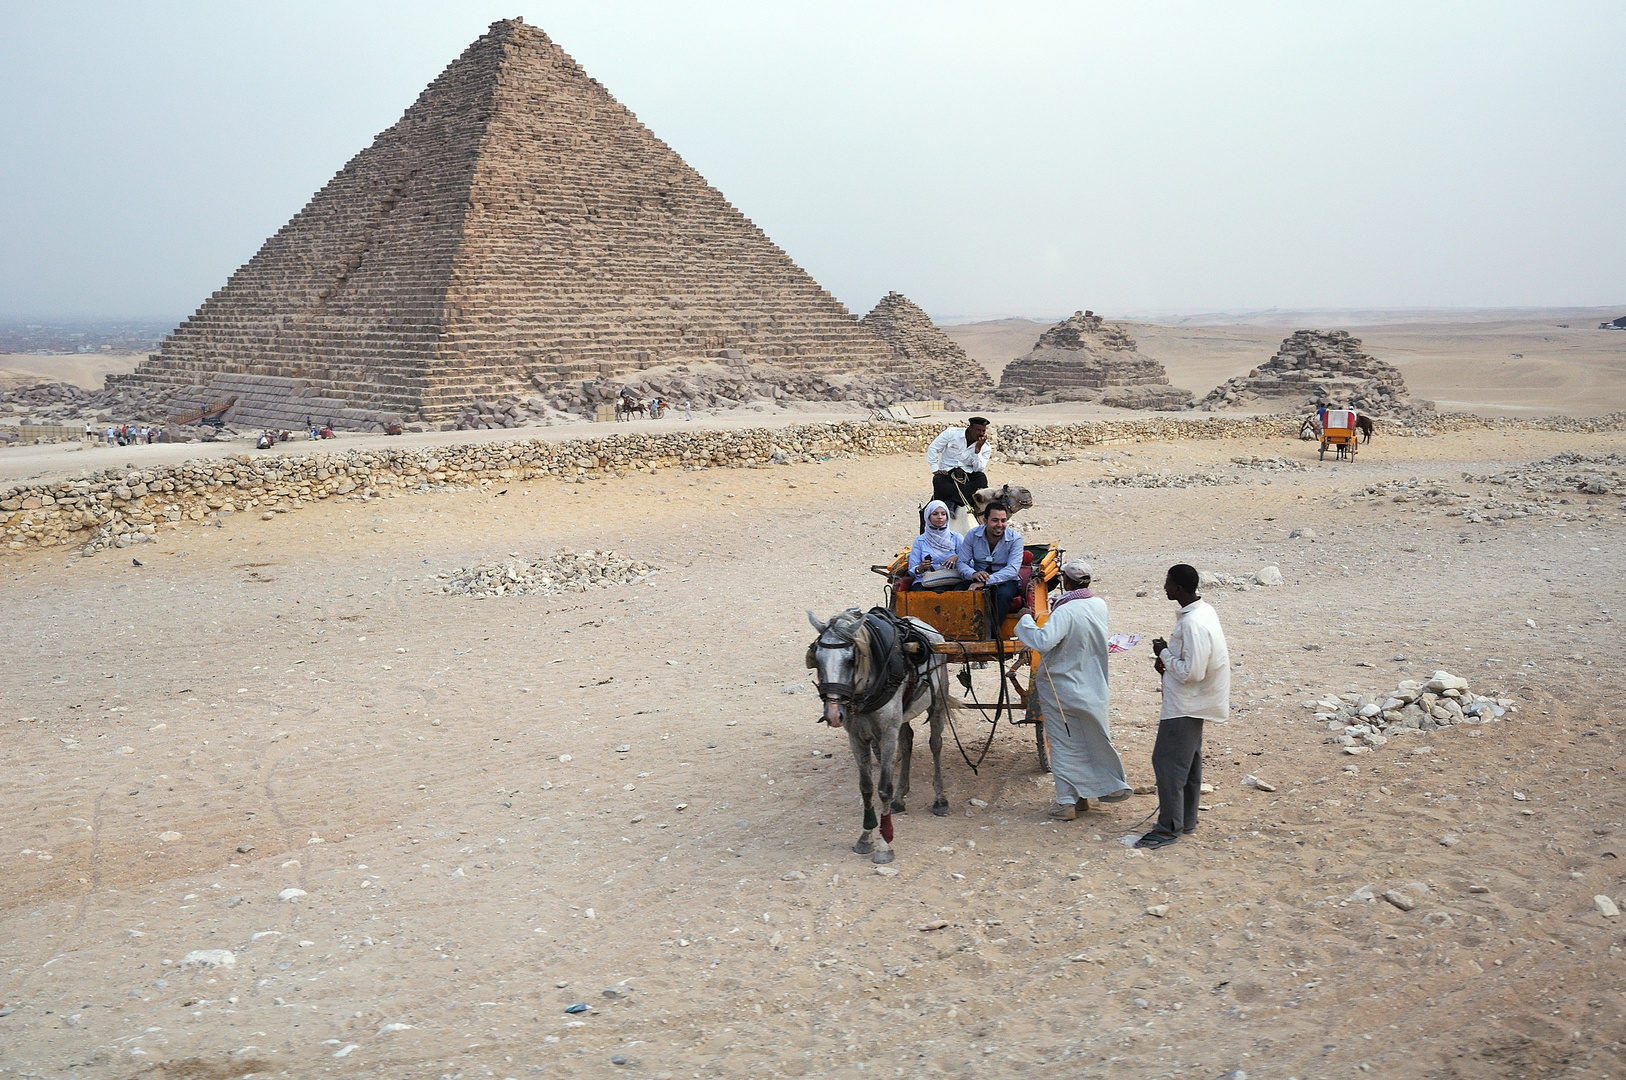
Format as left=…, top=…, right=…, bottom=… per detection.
left=682, top=398, right=693, bottom=421
left=1137, top=563, right=1231, bottom=850
left=84, top=422, right=94, bottom=445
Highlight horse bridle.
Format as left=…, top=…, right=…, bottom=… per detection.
left=813, top=632, right=864, bottom=709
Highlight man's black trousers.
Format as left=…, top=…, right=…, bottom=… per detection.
left=1150, top=715, right=1205, bottom=837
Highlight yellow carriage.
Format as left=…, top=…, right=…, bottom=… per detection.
left=1319, top=407, right=1359, bottom=462
left=873, top=539, right=1062, bottom=770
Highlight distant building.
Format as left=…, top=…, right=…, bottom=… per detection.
left=1599, top=315, right=1626, bottom=330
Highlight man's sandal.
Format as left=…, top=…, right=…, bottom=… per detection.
left=1133, top=832, right=1179, bottom=850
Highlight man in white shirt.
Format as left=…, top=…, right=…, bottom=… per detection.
left=927, top=416, right=993, bottom=511
left=1136, top=563, right=1230, bottom=849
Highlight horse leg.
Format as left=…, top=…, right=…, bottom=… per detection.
left=893, top=721, right=913, bottom=814
left=848, top=730, right=876, bottom=856
left=929, top=668, right=950, bottom=816
left=871, top=727, right=900, bottom=864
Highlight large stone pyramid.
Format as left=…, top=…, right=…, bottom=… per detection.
left=120, top=18, right=898, bottom=423
left=997, top=310, right=1191, bottom=410
left=859, top=291, right=992, bottom=399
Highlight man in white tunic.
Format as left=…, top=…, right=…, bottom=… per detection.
left=926, top=416, right=993, bottom=512
left=1014, top=560, right=1133, bottom=820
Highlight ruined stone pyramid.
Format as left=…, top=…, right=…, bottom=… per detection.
left=122, top=18, right=897, bottom=422
left=859, top=291, right=992, bottom=399
left=998, top=310, right=1191, bottom=410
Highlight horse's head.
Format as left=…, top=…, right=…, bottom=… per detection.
left=806, top=608, right=868, bottom=729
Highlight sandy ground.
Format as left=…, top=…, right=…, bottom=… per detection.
left=3, top=425, right=1625, bottom=1078
left=0, top=353, right=144, bottom=391
left=943, top=309, right=1626, bottom=418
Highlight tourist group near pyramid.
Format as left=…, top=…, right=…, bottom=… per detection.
left=121, top=18, right=1420, bottom=430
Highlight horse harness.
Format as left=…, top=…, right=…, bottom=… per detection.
left=812, top=607, right=936, bottom=718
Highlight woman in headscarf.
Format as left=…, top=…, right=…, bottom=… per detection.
left=908, top=500, right=963, bottom=583
left=1014, top=559, right=1133, bottom=819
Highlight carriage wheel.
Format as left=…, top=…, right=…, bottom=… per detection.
left=1034, top=718, right=1051, bottom=773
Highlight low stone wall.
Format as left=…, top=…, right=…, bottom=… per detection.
left=4, top=412, right=1622, bottom=556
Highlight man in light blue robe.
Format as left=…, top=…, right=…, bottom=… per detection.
left=1014, top=560, right=1133, bottom=820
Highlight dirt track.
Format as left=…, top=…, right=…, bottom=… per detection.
left=2, top=427, right=1624, bottom=1078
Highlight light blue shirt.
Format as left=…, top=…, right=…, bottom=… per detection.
left=909, top=531, right=963, bottom=574
left=958, top=524, right=1024, bottom=584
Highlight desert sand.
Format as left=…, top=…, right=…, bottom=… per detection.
left=0, top=353, right=143, bottom=392
left=944, top=308, right=1626, bottom=417
left=2, top=421, right=1624, bottom=1078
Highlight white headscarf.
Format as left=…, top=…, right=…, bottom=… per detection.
left=921, top=500, right=959, bottom=560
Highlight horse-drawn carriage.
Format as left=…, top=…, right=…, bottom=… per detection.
left=1314, top=407, right=1363, bottom=461
left=876, top=537, right=1063, bottom=770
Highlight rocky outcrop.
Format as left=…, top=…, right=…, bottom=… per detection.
left=116, top=18, right=900, bottom=422
left=860, top=292, right=992, bottom=400
left=1197, top=329, right=1427, bottom=415
left=997, top=311, right=1191, bottom=410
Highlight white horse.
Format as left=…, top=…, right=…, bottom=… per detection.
left=806, top=608, right=953, bottom=863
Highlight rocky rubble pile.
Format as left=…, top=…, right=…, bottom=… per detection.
left=1464, top=451, right=1626, bottom=495
left=1090, top=469, right=1252, bottom=489
left=436, top=550, right=658, bottom=598
left=996, top=311, right=1192, bottom=410
left=0, top=381, right=185, bottom=427
left=1197, top=329, right=1425, bottom=415
left=859, top=292, right=993, bottom=400
left=1229, top=454, right=1306, bottom=472
left=449, top=361, right=977, bottom=429
left=1308, top=670, right=1515, bottom=755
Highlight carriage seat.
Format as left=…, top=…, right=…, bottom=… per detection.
left=899, top=550, right=1034, bottom=602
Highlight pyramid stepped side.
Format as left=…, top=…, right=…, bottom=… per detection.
left=999, top=310, right=1190, bottom=408
left=859, top=291, right=992, bottom=399
left=419, top=22, right=895, bottom=418
left=1197, top=329, right=1419, bottom=413
left=118, top=28, right=508, bottom=415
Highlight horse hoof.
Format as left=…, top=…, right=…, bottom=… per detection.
left=852, top=840, right=874, bottom=856
left=932, top=802, right=950, bottom=817
left=890, top=801, right=906, bottom=814
left=872, top=849, right=895, bottom=865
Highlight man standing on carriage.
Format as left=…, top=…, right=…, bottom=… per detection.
left=927, top=416, right=993, bottom=513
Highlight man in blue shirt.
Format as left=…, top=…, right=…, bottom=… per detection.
left=959, top=502, right=1024, bottom=638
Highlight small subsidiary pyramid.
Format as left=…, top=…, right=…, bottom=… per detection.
left=121, top=18, right=898, bottom=422
left=1196, top=329, right=1422, bottom=414
left=997, top=310, right=1191, bottom=410
left=859, top=292, right=992, bottom=399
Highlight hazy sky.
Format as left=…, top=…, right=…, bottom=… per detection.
left=2, top=2, right=1623, bottom=322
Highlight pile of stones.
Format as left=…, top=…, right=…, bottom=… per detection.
left=1229, top=454, right=1306, bottom=472
left=1310, top=670, right=1515, bottom=755
left=996, top=311, right=1193, bottom=410
left=436, top=550, right=658, bottom=598
left=1464, top=451, right=1626, bottom=496
left=0, top=381, right=185, bottom=427
left=859, top=292, right=994, bottom=400
left=1090, top=469, right=1251, bottom=489
left=1196, top=330, right=1426, bottom=415
left=459, top=362, right=979, bottom=428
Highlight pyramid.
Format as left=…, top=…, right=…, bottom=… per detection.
left=119, top=18, right=898, bottom=423
left=998, top=310, right=1191, bottom=410
left=859, top=292, right=992, bottom=399
left=1196, top=329, right=1421, bottom=414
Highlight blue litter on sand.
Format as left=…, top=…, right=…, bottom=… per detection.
left=565, top=1003, right=589, bottom=1014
